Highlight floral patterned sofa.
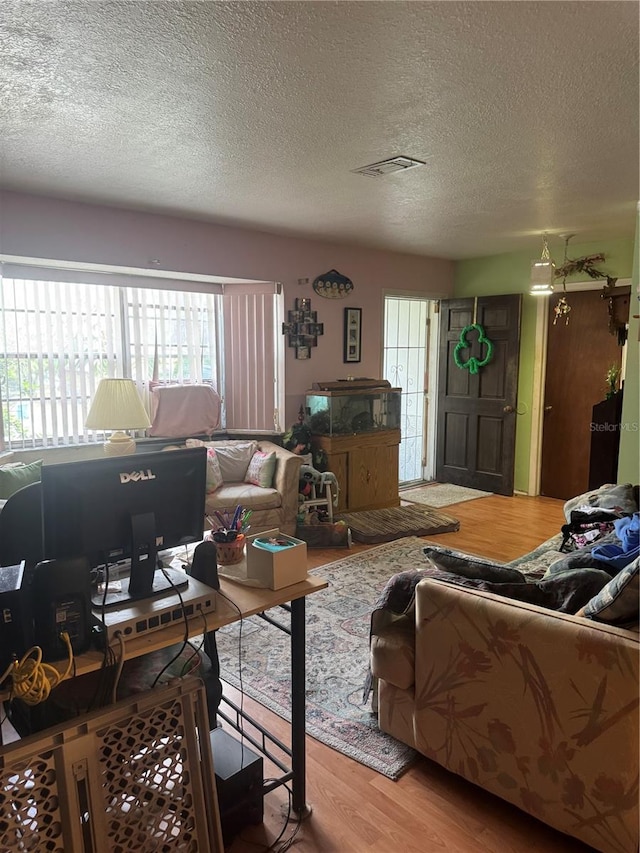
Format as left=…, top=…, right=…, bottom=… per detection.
left=370, top=484, right=639, bottom=853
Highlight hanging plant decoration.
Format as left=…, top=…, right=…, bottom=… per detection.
left=552, top=236, right=618, bottom=332
left=453, top=323, right=494, bottom=374
left=554, top=253, right=617, bottom=289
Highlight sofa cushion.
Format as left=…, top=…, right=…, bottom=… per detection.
left=0, top=459, right=43, bottom=500
left=205, top=482, right=281, bottom=512
left=245, top=450, right=276, bottom=488
left=505, top=533, right=566, bottom=579
left=215, top=442, right=257, bottom=481
left=563, top=482, right=637, bottom=522
left=578, top=557, right=639, bottom=625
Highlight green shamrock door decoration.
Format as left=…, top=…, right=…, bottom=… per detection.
left=453, top=323, right=494, bottom=374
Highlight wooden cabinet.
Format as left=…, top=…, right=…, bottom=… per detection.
left=588, top=392, right=623, bottom=490
left=306, top=379, right=402, bottom=512
left=311, top=429, right=401, bottom=512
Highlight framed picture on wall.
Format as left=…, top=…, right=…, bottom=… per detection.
left=343, top=307, right=362, bottom=363
left=283, top=297, right=324, bottom=359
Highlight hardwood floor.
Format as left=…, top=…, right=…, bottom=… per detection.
left=223, top=494, right=595, bottom=853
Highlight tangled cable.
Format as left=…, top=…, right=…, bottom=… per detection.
left=0, top=633, right=74, bottom=706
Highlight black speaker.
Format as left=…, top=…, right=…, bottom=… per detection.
left=31, top=557, right=92, bottom=660
left=189, top=540, right=220, bottom=590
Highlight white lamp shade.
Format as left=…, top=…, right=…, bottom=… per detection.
left=86, top=379, right=151, bottom=430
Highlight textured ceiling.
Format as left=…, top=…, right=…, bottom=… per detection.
left=0, top=1, right=638, bottom=259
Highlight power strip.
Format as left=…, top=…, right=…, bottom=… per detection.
left=92, top=574, right=217, bottom=647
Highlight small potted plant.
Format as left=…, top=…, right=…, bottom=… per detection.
left=605, top=364, right=621, bottom=399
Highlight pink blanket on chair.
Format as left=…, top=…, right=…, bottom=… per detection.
left=149, top=384, right=221, bottom=437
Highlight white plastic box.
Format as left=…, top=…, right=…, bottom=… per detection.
left=245, top=528, right=308, bottom=590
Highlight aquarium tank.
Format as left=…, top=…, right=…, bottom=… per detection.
left=305, top=379, right=401, bottom=436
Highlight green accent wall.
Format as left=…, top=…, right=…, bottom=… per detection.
left=618, top=214, right=639, bottom=483
left=455, top=237, right=635, bottom=493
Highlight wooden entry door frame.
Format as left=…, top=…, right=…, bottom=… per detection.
left=528, top=278, right=631, bottom=495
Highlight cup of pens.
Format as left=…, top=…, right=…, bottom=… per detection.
left=213, top=533, right=246, bottom=565
left=207, top=505, right=252, bottom=566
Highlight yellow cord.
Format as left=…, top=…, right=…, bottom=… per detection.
left=1, top=633, right=74, bottom=706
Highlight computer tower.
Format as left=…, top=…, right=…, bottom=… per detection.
left=210, top=727, right=264, bottom=845
left=0, top=562, right=33, bottom=676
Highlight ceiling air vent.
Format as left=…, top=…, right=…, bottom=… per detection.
left=351, top=156, right=425, bottom=177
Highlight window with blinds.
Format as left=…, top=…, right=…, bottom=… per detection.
left=0, top=273, right=283, bottom=450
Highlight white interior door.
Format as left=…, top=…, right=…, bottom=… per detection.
left=383, top=295, right=437, bottom=485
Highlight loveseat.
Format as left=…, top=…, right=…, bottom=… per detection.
left=182, top=438, right=302, bottom=537
left=370, top=484, right=639, bottom=853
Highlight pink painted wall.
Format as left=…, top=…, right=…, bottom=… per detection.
left=1, top=191, right=454, bottom=425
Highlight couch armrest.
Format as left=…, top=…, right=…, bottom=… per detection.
left=257, top=441, right=302, bottom=523
left=412, top=578, right=639, bottom=853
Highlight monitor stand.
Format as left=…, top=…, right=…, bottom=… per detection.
left=90, top=511, right=189, bottom=610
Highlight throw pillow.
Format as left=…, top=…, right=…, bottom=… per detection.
left=423, top=546, right=525, bottom=583
left=577, top=557, right=640, bottom=625
left=563, top=483, right=637, bottom=523
left=214, top=441, right=258, bottom=482
left=204, top=448, right=223, bottom=494
left=0, top=459, right=43, bottom=500
left=244, top=450, right=276, bottom=488
left=185, top=439, right=258, bottom=482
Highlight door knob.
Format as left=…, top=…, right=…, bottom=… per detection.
left=503, top=405, right=515, bottom=413
left=544, top=405, right=553, bottom=412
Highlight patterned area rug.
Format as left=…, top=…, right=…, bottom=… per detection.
left=336, top=504, right=460, bottom=543
left=400, top=482, right=493, bottom=508
left=215, top=538, right=427, bottom=779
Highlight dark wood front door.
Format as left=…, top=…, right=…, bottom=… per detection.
left=436, top=295, right=521, bottom=495
left=540, top=289, right=625, bottom=500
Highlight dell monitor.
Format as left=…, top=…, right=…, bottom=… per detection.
left=41, top=447, right=207, bottom=608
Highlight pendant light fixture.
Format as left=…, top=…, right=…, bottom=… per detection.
left=530, top=234, right=555, bottom=295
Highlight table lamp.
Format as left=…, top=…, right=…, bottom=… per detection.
left=85, top=378, right=151, bottom=456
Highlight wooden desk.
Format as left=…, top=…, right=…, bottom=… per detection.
left=70, top=575, right=327, bottom=676
left=2, top=574, right=328, bottom=815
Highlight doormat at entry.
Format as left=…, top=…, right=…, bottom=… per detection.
left=400, top=483, right=493, bottom=508
left=337, top=504, right=459, bottom=544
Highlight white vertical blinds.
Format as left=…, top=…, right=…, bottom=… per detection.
left=0, top=271, right=282, bottom=449
left=223, top=289, right=280, bottom=432
left=0, top=278, right=123, bottom=448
